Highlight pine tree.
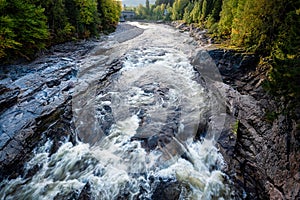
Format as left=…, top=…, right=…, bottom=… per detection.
left=218, top=0, right=238, bottom=37
left=146, top=0, right=150, bottom=11
left=211, top=0, right=222, bottom=21
left=0, top=0, right=49, bottom=59
left=190, top=0, right=202, bottom=23
left=171, top=0, right=189, bottom=20
left=201, top=0, right=207, bottom=20
left=97, top=0, right=121, bottom=32
left=183, top=2, right=194, bottom=23
left=230, top=0, right=247, bottom=46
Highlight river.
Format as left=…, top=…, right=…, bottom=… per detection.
left=0, top=22, right=234, bottom=199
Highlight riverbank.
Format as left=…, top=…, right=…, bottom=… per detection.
left=0, top=23, right=145, bottom=180
left=0, top=22, right=299, bottom=199
left=172, top=21, right=300, bottom=199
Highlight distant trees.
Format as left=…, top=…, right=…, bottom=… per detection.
left=155, top=0, right=174, bottom=6
left=0, top=0, right=121, bottom=60
left=135, top=0, right=172, bottom=21
left=135, top=0, right=299, bottom=100
left=148, top=0, right=299, bottom=58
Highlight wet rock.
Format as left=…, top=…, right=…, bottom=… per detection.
left=110, top=24, right=144, bottom=43
left=74, top=57, right=124, bottom=145
left=78, top=182, right=92, bottom=200
left=97, top=105, right=115, bottom=136
left=175, top=22, right=188, bottom=30
left=171, top=22, right=209, bottom=46
left=0, top=42, right=86, bottom=180
left=152, top=180, right=182, bottom=200
left=54, top=191, right=80, bottom=200
left=194, top=121, right=208, bottom=141
left=0, top=84, right=20, bottom=114
left=208, top=49, right=259, bottom=87
left=46, top=79, right=61, bottom=88
left=211, top=49, right=300, bottom=199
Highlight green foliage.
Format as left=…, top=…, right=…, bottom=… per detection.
left=0, top=0, right=49, bottom=59
left=218, top=0, right=238, bottom=37
left=152, top=4, right=166, bottom=20
left=0, top=16, right=21, bottom=58
left=231, top=120, right=239, bottom=135
left=167, top=0, right=223, bottom=26
left=146, top=0, right=150, bottom=10
left=211, top=0, right=222, bottom=21
left=190, top=1, right=202, bottom=23
left=172, top=0, right=189, bottom=20
left=155, top=0, right=174, bottom=6
left=214, top=0, right=299, bottom=104
left=201, top=0, right=208, bottom=20
left=0, top=0, right=121, bottom=60
left=146, top=0, right=299, bottom=110
left=98, top=0, right=121, bottom=31
left=262, top=1, right=299, bottom=103
left=135, top=1, right=172, bottom=21
left=75, top=0, right=98, bottom=25
left=265, top=56, right=300, bottom=101
left=275, top=5, right=300, bottom=58
left=183, top=2, right=194, bottom=23
left=135, top=4, right=149, bottom=19
left=264, top=110, right=279, bottom=122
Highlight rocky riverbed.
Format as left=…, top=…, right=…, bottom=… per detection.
left=0, top=22, right=299, bottom=199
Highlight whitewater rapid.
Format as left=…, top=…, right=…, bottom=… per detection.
left=0, top=22, right=232, bottom=200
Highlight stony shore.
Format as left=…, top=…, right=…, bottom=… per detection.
left=172, top=21, right=300, bottom=199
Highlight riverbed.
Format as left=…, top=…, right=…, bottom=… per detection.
left=0, top=22, right=235, bottom=199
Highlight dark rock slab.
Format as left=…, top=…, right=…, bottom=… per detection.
left=0, top=44, right=83, bottom=180
left=208, top=49, right=259, bottom=87
left=151, top=180, right=182, bottom=200
left=211, top=50, right=300, bottom=200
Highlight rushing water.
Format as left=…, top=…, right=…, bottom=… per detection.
left=0, top=23, right=232, bottom=199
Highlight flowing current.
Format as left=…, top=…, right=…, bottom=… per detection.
left=0, top=23, right=231, bottom=199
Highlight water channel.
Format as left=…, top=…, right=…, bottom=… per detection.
left=0, top=22, right=233, bottom=200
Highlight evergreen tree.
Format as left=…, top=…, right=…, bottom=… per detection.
left=155, top=0, right=174, bottom=6
left=190, top=0, right=202, bottom=23
left=201, top=0, right=207, bottom=20
left=211, top=0, right=222, bottom=21
left=38, top=0, right=74, bottom=42
left=171, top=0, right=189, bottom=20
left=135, top=4, right=148, bottom=19
left=146, top=0, right=150, bottom=11
left=218, top=0, right=238, bottom=37
left=153, top=4, right=164, bottom=20
left=0, top=0, right=49, bottom=59
left=98, top=0, right=121, bottom=32
left=0, top=0, right=122, bottom=60
left=183, top=2, right=194, bottom=23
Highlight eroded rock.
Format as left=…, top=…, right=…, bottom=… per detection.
left=210, top=49, right=300, bottom=199
left=0, top=42, right=89, bottom=180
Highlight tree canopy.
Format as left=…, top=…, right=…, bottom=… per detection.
left=0, top=0, right=121, bottom=60
left=134, top=0, right=299, bottom=102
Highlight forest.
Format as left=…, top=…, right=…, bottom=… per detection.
left=131, top=0, right=300, bottom=102
left=0, top=0, right=299, bottom=101
left=0, top=0, right=121, bottom=60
